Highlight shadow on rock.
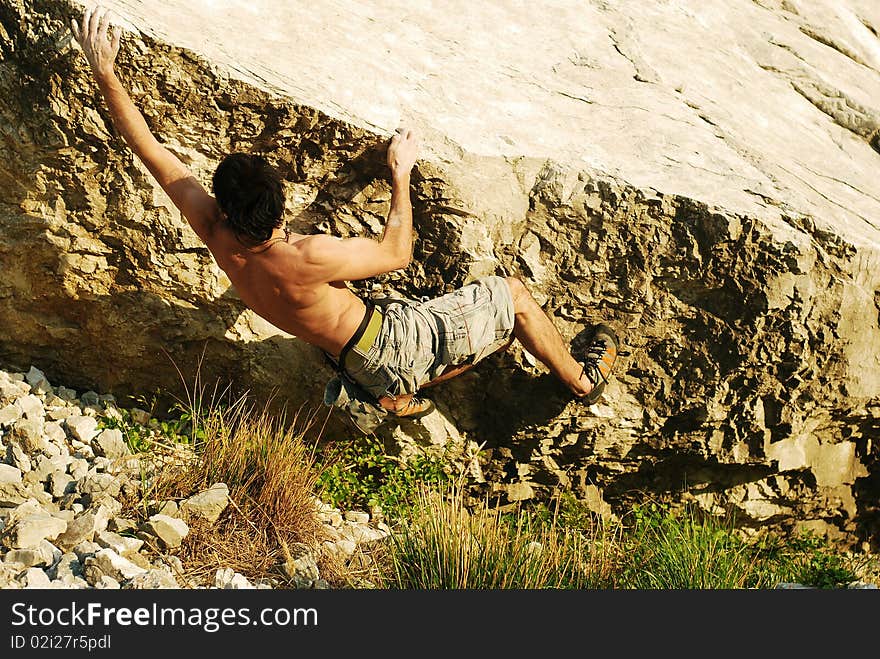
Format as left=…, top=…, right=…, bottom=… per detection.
left=1, top=281, right=347, bottom=443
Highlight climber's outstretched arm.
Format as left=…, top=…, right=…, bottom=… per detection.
left=71, top=6, right=217, bottom=242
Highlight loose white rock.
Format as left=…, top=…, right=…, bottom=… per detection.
left=46, top=407, right=75, bottom=421
left=0, top=379, right=30, bottom=404
left=92, top=428, right=129, bottom=460
left=56, top=386, right=78, bottom=402
left=214, top=568, right=254, bottom=590
left=94, top=575, right=121, bottom=589
left=67, top=458, right=89, bottom=480
left=65, top=415, right=99, bottom=443
left=78, top=473, right=122, bottom=499
left=0, top=404, right=21, bottom=428
left=49, top=553, right=82, bottom=581
left=11, top=418, right=48, bottom=454
left=95, top=530, right=144, bottom=555
left=127, top=569, right=179, bottom=589
left=56, top=511, right=103, bottom=551
left=22, top=567, right=52, bottom=589
left=4, top=548, right=44, bottom=568
left=141, top=514, right=188, bottom=549
left=5, top=443, right=31, bottom=473
left=180, top=483, right=229, bottom=524
left=44, top=421, right=67, bottom=445
left=15, top=394, right=44, bottom=419
left=344, top=510, right=370, bottom=525
left=87, top=548, right=147, bottom=582
left=0, top=464, right=22, bottom=484
left=129, top=408, right=151, bottom=426
left=80, top=391, right=100, bottom=406
left=3, top=511, right=68, bottom=549
left=0, top=481, right=32, bottom=507
left=47, top=471, right=75, bottom=498
left=25, top=366, right=52, bottom=395
left=72, top=540, right=101, bottom=562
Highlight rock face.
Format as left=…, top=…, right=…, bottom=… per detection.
left=1, top=1, right=878, bottom=546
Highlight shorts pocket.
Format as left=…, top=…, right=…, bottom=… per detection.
left=435, top=322, right=471, bottom=365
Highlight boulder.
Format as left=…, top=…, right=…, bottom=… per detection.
left=1, top=0, right=878, bottom=547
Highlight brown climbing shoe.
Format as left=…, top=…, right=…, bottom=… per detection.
left=577, top=324, right=619, bottom=405
left=390, top=395, right=436, bottom=419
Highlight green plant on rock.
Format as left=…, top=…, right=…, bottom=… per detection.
left=316, top=435, right=451, bottom=519
left=98, top=395, right=204, bottom=453
left=156, top=401, right=204, bottom=444
left=97, top=408, right=152, bottom=453
left=528, top=490, right=602, bottom=533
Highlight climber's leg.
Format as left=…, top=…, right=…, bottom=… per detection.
left=505, top=277, right=617, bottom=399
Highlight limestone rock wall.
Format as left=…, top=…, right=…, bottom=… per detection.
left=1, top=0, right=878, bottom=547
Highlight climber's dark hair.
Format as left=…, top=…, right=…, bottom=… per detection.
left=212, top=153, right=284, bottom=244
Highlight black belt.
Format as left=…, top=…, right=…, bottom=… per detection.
left=336, top=301, right=384, bottom=372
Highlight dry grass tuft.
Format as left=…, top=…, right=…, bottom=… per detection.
left=131, top=387, right=337, bottom=587
left=380, top=483, right=622, bottom=589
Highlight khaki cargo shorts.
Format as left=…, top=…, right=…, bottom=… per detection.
left=342, top=275, right=515, bottom=400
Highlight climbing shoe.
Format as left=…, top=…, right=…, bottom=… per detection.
left=389, top=395, right=436, bottom=419
left=576, top=323, right=619, bottom=405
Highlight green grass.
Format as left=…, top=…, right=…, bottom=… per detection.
left=378, top=484, right=617, bottom=589
left=97, top=395, right=203, bottom=453
left=747, top=530, right=861, bottom=589
left=371, top=488, right=866, bottom=590
left=620, top=502, right=773, bottom=589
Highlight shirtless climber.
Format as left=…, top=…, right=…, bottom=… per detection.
left=71, top=7, right=619, bottom=422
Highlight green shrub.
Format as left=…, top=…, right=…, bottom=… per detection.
left=748, top=531, right=859, bottom=589
left=316, top=436, right=450, bottom=519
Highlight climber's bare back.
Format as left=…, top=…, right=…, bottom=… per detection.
left=203, top=220, right=367, bottom=359
left=68, top=2, right=418, bottom=361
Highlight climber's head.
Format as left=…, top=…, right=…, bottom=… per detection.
left=212, top=153, right=285, bottom=244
